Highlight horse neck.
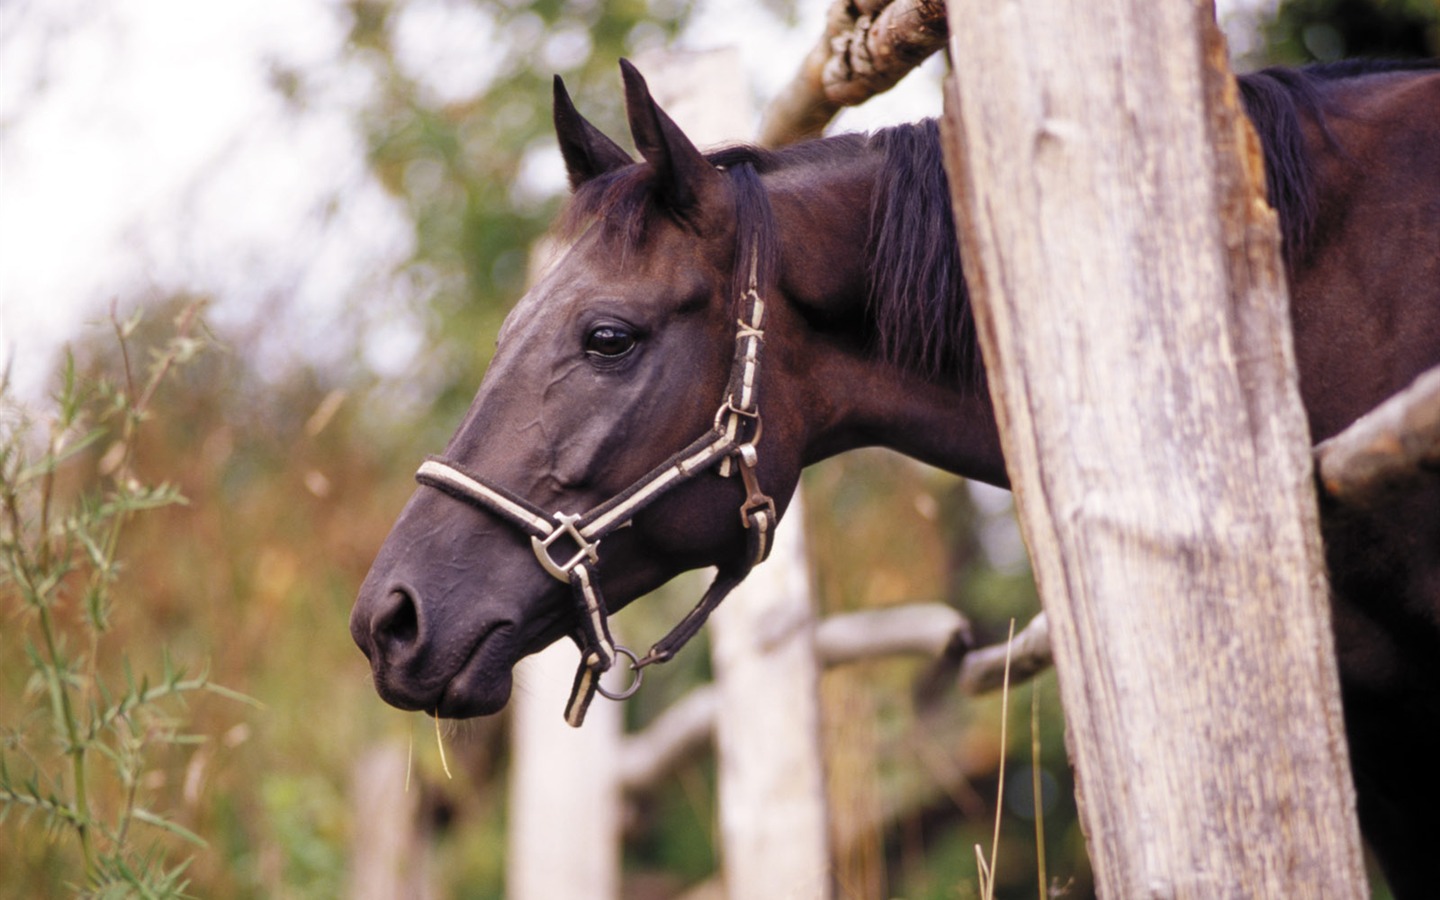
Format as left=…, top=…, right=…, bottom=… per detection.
left=795, top=340, right=1008, bottom=487
left=767, top=152, right=1009, bottom=488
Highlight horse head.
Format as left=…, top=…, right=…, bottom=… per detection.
left=350, top=62, right=816, bottom=721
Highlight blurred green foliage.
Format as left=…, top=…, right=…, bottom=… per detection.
left=0, top=306, right=256, bottom=896
left=341, top=0, right=698, bottom=423
left=1260, top=0, right=1439, bottom=63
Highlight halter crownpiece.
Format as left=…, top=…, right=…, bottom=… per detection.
left=415, top=244, right=775, bottom=727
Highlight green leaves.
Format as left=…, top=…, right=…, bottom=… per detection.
left=0, top=304, right=250, bottom=896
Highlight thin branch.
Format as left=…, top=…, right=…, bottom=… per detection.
left=815, top=602, right=967, bottom=664
left=618, top=688, right=716, bottom=792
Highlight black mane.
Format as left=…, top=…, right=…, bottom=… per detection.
left=1238, top=58, right=1439, bottom=264
left=558, top=59, right=1436, bottom=387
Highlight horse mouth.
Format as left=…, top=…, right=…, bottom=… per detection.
left=434, top=656, right=514, bottom=719
left=362, top=617, right=519, bottom=720
left=427, top=621, right=523, bottom=719
left=431, top=613, right=573, bottom=719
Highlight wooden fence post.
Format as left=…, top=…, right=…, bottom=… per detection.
left=506, top=249, right=623, bottom=900
left=348, top=742, right=438, bottom=900
left=940, top=1, right=1368, bottom=894
left=507, top=643, right=623, bottom=900
left=709, top=489, right=830, bottom=900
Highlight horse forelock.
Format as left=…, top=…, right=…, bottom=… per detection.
left=555, top=147, right=786, bottom=320
left=556, top=164, right=656, bottom=258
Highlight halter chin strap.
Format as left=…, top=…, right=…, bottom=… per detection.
left=415, top=260, right=775, bottom=727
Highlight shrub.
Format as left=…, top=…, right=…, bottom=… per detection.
left=0, top=306, right=253, bottom=897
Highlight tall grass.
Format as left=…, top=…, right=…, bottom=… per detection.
left=974, top=619, right=1016, bottom=900
left=0, top=305, right=253, bottom=896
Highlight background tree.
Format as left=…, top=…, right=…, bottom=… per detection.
left=1259, top=0, right=1438, bottom=63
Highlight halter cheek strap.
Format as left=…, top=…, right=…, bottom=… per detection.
left=414, top=267, right=776, bottom=727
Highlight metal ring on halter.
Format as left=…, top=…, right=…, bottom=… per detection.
left=596, top=645, right=644, bottom=701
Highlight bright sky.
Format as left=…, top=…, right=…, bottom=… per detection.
left=0, top=0, right=1268, bottom=400
left=0, top=0, right=407, bottom=398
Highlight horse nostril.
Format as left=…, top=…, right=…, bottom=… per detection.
left=374, top=588, right=420, bottom=650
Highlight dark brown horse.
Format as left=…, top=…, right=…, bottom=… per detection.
left=351, top=59, right=1440, bottom=893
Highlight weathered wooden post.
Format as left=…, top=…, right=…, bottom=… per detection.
left=508, top=642, right=623, bottom=900
left=940, top=1, right=1368, bottom=894
left=708, top=489, right=830, bottom=900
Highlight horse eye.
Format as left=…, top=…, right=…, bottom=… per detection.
left=585, top=325, right=636, bottom=359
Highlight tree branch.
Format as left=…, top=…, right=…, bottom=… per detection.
left=944, top=364, right=1440, bottom=704
left=1315, top=363, right=1440, bottom=504
left=758, top=0, right=948, bottom=147
left=815, top=602, right=967, bottom=664
left=618, top=688, right=717, bottom=792
left=955, top=611, right=1052, bottom=696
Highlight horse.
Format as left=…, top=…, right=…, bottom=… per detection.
left=351, top=59, right=1440, bottom=894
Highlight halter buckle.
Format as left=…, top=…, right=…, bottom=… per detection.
left=714, top=398, right=761, bottom=429
left=530, top=512, right=600, bottom=582
left=714, top=403, right=763, bottom=457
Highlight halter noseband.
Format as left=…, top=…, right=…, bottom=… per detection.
left=414, top=251, right=776, bottom=726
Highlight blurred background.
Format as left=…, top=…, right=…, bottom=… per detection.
left=2, top=1, right=1435, bottom=897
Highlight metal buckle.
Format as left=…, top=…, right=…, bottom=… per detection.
left=713, top=403, right=763, bottom=449
left=714, top=398, right=761, bottom=429
left=740, top=491, right=777, bottom=529
left=530, top=512, right=600, bottom=582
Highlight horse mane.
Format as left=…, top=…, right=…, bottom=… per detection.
left=557, top=58, right=1437, bottom=387
left=1237, top=58, right=1440, bottom=264
left=865, top=119, right=977, bottom=384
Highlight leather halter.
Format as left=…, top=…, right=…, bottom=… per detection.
left=414, top=251, right=777, bottom=726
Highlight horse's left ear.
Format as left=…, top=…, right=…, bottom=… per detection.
left=619, top=58, right=722, bottom=221
left=554, top=75, right=634, bottom=190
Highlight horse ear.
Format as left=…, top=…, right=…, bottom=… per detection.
left=553, top=75, right=634, bottom=190
left=618, top=58, right=721, bottom=219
